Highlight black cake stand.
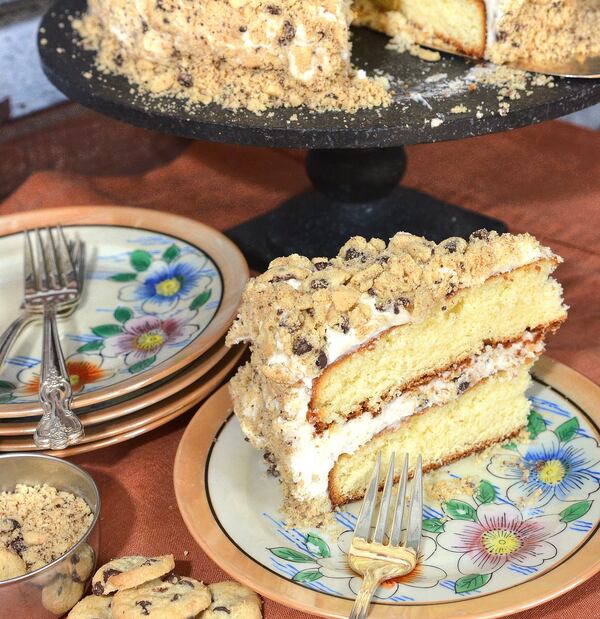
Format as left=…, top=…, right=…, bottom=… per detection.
left=39, top=0, right=600, bottom=269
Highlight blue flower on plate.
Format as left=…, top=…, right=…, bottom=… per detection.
left=119, top=260, right=207, bottom=314
left=488, top=429, right=600, bottom=508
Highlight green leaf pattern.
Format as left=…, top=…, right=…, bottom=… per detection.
left=527, top=409, right=546, bottom=439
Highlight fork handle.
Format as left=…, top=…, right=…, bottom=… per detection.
left=33, top=305, right=84, bottom=450
left=0, top=312, right=32, bottom=369
left=349, top=569, right=383, bottom=619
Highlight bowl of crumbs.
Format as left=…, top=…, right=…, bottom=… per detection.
left=0, top=453, right=100, bottom=616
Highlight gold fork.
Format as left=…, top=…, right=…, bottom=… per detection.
left=349, top=453, right=423, bottom=619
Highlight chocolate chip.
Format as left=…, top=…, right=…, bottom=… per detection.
left=10, top=536, right=26, bottom=557
left=136, top=600, right=152, bottom=615
left=457, top=381, right=470, bottom=393
left=92, top=582, right=104, bottom=595
left=316, top=351, right=327, bottom=370
left=266, top=4, right=281, bottom=14
left=367, top=287, right=377, bottom=297
left=344, top=247, right=361, bottom=260
left=141, top=20, right=149, bottom=32
left=393, top=297, right=410, bottom=314
left=103, top=568, right=121, bottom=582
left=271, top=273, right=294, bottom=283
left=314, top=261, right=330, bottom=271
left=470, top=229, right=490, bottom=241
left=239, top=25, right=247, bottom=32
left=153, top=586, right=168, bottom=592
left=263, top=452, right=279, bottom=477
left=376, top=254, right=389, bottom=264
left=444, top=239, right=458, bottom=253
left=114, top=53, right=124, bottom=67
left=278, top=20, right=295, bottom=45
left=305, top=308, right=315, bottom=317
left=71, top=554, right=80, bottom=565
left=292, top=338, right=312, bottom=355
left=310, top=278, right=328, bottom=290
left=214, top=608, right=231, bottom=614
left=171, top=593, right=181, bottom=601
left=177, top=72, right=193, bottom=88
left=339, top=315, right=350, bottom=334
left=142, top=558, right=158, bottom=566
left=276, top=308, right=283, bottom=315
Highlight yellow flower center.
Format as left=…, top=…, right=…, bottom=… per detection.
left=136, top=331, right=165, bottom=350
left=69, top=374, right=80, bottom=387
left=481, top=530, right=521, bottom=555
left=155, top=277, right=181, bottom=297
left=537, top=459, right=566, bottom=485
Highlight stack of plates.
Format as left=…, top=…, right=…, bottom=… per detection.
left=0, top=206, right=248, bottom=457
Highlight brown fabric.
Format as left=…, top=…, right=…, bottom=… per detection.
left=2, top=118, right=599, bottom=618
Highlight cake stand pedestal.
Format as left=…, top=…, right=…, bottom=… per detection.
left=39, top=0, right=600, bottom=269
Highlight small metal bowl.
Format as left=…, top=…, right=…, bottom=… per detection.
left=0, top=453, right=101, bottom=616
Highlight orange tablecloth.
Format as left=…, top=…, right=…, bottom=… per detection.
left=2, top=118, right=600, bottom=618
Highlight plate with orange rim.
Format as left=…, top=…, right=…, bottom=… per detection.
left=0, top=337, right=235, bottom=435
left=0, top=343, right=245, bottom=453
left=0, top=206, right=248, bottom=417
left=174, top=357, right=600, bottom=619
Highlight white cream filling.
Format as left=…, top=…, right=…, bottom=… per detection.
left=484, top=0, right=510, bottom=47
left=325, top=295, right=411, bottom=364
left=262, top=333, right=542, bottom=500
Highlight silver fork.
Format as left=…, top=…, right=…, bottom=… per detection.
left=0, top=240, right=83, bottom=369
left=24, top=227, right=86, bottom=450
left=348, top=453, right=423, bottom=619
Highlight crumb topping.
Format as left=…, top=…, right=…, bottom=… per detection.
left=0, top=484, right=93, bottom=574
left=226, top=230, right=556, bottom=383
left=73, top=0, right=391, bottom=113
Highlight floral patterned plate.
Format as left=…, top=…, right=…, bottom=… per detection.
left=0, top=343, right=245, bottom=452
left=0, top=206, right=248, bottom=416
left=174, top=357, right=600, bottom=619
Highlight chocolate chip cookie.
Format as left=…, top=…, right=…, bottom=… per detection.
left=67, top=594, right=112, bottom=618
left=111, top=574, right=211, bottom=618
left=0, top=548, right=26, bottom=580
left=92, top=554, right=174, bottom=595
left=41, top=573, right=85, bottom=615
left=202, top=581, right=262, bottom=618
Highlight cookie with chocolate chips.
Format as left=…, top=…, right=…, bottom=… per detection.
left=67, top=593, right=112, bottom=618
left=67, top=542, right=95, bottom=585
left=0, top=547, right=26, bottom=580
left=91, top=554, right=174, bottom=595
left=111, top=574, right=210, bottom=618
left=201, top=581, right=262, bottom=618
left=41, top=573, right=85, bottom=615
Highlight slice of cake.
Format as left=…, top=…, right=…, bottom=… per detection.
left=226, top=230, right=567, bottom=524
left=354, top=0, right=600, bottom=66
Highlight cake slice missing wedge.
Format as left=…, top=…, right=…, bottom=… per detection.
left=226, top=230, right=567, bottom=525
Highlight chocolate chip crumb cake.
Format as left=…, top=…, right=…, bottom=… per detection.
left=74, top=0, right=599, bottom=113
left=226, top=231, right=567, bottom=525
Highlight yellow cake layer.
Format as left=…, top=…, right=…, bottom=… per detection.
left=370, top=0, right=486, bottom=57
left=311, top=259, right=564, bottom=427
left=329, top=365, right=530, bottom=506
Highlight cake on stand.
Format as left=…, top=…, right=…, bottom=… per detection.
left=39, top=0, right=600, bottom=269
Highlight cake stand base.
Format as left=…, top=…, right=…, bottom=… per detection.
left=226, top=147, right=507, bottom=270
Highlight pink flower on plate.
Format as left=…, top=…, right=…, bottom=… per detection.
left=437, top=503, right=566, bottom=576
left=102, top=310, right=197, bottom=363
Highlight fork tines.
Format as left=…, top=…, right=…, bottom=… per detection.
left=353, top=452, right=423, bottom=554
left=24, top=227, right=79, bottom=304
